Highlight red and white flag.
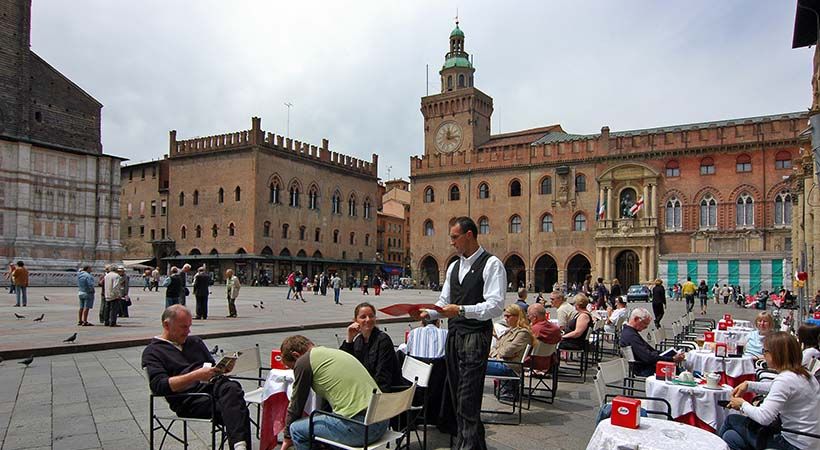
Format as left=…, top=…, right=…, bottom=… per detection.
left=629, top=196, right=644, bottom=216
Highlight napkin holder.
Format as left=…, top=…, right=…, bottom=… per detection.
left=704, top=331, right=715, bottom=342
left=270, top=349, right=287, bottom=369
left=611, top=396, right=641, bottom=429
left=718, top=321, right=728, bottom=331
left=655, top=361, right=677, bottom=378
left=726, top=319, right=734, bottom=328
left=715, top=342, right=728, bottom=357
left=724, top=314, right=733, bottom=321
left=814, top=311, right=820, bottom=320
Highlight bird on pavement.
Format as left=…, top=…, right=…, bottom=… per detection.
left=260, top=301, right=264, bottom=305
left=252, top=304, right=258, bottom=309
left=259, top=303, right=265, bottom=309
left=209, top=345, right=219, bottom=355
left=19, top=356, right=33, bottom=367
left=63, top=333, right=77, bottom=343
left=33, top=314, right=45, bottom=322
left=13, top=313, right=25, bottom=319
left=136, top=296, right=140, bottom=301
left=43, top=296, right=50, bottom=302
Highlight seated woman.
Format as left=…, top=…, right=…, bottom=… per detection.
left=340, top=302, right=401, bottom=392
left=559, top=294, right=592, bottom=350
left=486, top=304, right=534, bottom=377
left=720, top=332, right=820, bottom=450
left=743, top=311, right=774, bottom=359
left=604, top=297, right=628, bottom=334
left=797, top=324, right=820, bottom=368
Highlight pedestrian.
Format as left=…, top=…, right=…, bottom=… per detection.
left=697, top=280, right=709, bottom=315
left=594, top=277, right=609, bottom=310
left=77, top=265, right=95, bottom=326
left=720, top=284, right=730, bottom=305
left=331, top=272, right=342, bottom=305
left=412, top=216, right=505, bottom=450
left=103, top=265, right=125, bottom=327
left=178, top=264, right=191, bottom=306
left=292, top=271, right=305, bottom=302
left=151, top=267, right=160, bottom=292
left=192, top=266, right=210, bottom=320
left=373, top=275, right=381, bottom=296
left=98, top=265, right=109, bottom=324
left=362, top=276, right=369, bottom=295
left=682, top=277, right=697, bottom=313
left=285, top=271, right=295, bottom=300
left=712, top=282, right=720, bottom=304
left=143, top=268, right=151, bottom=291
left=319, top=271, right=328, bottom=296
left=225, top=269, right=240, bottom=317
left=313, top=274, right=320, bottom=295
left=117, top=266, right=130, bottom=318
left=610, top=278, right=622, bottom=307
left=11, top=261, right=28, bottom=307
left=165, top=267, right=183, bottom=308
left=5, top=263, right=15, bottom=294
left=651, top=279, right=667, bottom=328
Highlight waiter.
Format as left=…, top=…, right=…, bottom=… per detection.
left=413, top=216, right=505, bottom=450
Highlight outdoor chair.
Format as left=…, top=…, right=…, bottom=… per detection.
left=227, top=344, right=270, bottom=438
left=525, top=340, right=559, bottom=405
left=482, top=344, right=531, bottom=425
left=592, top=369, right=672, bottom=422
left=558, top=332, right=592, bottom=383
left=597, top=358, right=645, bottom=395
left=588, top=318, right=606, bottom=363
left=390, top=356, right=434, bottom=450
left=308, top=382, right=417, bottom=450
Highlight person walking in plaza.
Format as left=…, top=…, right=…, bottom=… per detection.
left=225, top=269, right=240, bottom=317
left=651, top=278, right=667, bottom=328
left=11, top=261, right=28, bottom=307
left=712, top=282, right=720, bottom=305
left=609, top=278, right=622, bottom=307
left=5, top=263, right=14, bottom=294
left=697, top=280, right=709, bottom=315
left=142, top=268, right=151, bottom=291
left=77, top=265, right=95, bottom=326
left=178, top=264, right=191, bottom=306
left=331, top=272, right=342, bottom=305
left=117, top=266, right=130, bottom=318
left=285, top=271, right=295, bottom=300
left=361, top=275, right=369, bottom=295
left=373, top=275, right=381, bottom=296
left=150, top=267, right=160, bottom=292
left=292, top=271, right=305, bottom=302
left=103, top=265, right=124, bottom=327
left=192, top=266, right=210, bottom=320
left=412, top=216, right=505, bottom=450
left=165, top=266, right=183, bottom=308
left=720, top=283, right=731, bottom=305
left=681, top=276, right=696, bottom=313
left=98, top=265, right=110, bottom=324
left=319, top=271, right=328, bottom=296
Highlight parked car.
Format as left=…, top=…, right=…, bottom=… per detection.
left=626, top=284, right=651, bottom=302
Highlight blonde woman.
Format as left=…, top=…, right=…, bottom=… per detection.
left=744, top=311, right=774, bottom=358
left=225, top=269, right=240, bottom=318
left=487, top=304, right=534, bottom=377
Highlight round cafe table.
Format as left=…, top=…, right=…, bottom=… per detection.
left=713, top=327, right=752, bottom=344
left=586, top=417, right=729, bottom=450
left=644, top=375, right=734, bottom=433
left=684, top=350, right=756, bottom=387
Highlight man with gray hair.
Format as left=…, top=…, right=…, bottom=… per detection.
left=550, top=290, right=575, bottom=331
left=619, top=307, right=684, bottom=376
left=406, top=316, right=448, bottom=359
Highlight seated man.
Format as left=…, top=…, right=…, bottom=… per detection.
left=604, top=297, right=629, bottom=333
left=526, top=303, right=561, bottom=370
left=618, top=308, right=684, bottom=377
left=141, top=305, right=251, bottom=450
left=406, top=316, right=448, bottom=359
left=550, top=290, right=576, bottom=331
left=280, top=335, right=388, bottom=450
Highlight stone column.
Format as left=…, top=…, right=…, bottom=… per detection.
left=607, top=187, right=615, bottom=222
left=643, top=184, right=650, bottom=219
left=603, top=247, right=611, bottom=281
left=651, top=184, right=657, bottom=219
left=641, top=246, right=649, bottom=282
left=648, top=245, right=656, bottom=280
left=595, top=247, right=603, bottom=281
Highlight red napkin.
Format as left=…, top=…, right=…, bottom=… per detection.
left=378, top=303, right=443, bottom=317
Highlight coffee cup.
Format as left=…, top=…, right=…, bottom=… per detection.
left=704, top=372, right=721, bottom=388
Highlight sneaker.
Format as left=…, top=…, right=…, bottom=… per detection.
left=78, top=321, right=83, bottom=326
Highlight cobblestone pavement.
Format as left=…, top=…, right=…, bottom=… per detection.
left=0, top=286, right=763, bottom=449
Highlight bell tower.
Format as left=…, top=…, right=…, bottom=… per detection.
left=421, top=21, right=493, bottom=156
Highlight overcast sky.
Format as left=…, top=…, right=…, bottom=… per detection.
left=31, top=1, right=811, bottom=181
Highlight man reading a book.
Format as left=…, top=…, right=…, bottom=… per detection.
left=619, top=307, right=684, bottom=377
left=142, top=305, right=251, bottom=450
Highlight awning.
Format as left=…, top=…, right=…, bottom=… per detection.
left=161, top=253, right=378, bottom=266
left=123, top=258, right=156, bottom=268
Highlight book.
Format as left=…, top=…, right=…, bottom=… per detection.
left=659, top=348, right=680, bottom=358
left=213, top=353, right=239, bottom=374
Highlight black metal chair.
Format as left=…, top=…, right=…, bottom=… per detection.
left=148, top=391, right=227, bottom=450
left=481, top=344, right=530, bottom=425
left=525, top=341, right=559, bottom=405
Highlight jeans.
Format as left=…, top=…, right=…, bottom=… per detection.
left=289, top=412, right=388, bottom=450
left=718, top=414, right=799, bottom=450
left=15, top=286, right=27, bottom=306
left=684, top=294, right=695, bottom=313
left=165, top=297, right=179, bottom=308
left=486, top=361, right=516, bottom=377
left=286, top=286, right=293, bottom=299
left=333, top=288, right=341, bottom=304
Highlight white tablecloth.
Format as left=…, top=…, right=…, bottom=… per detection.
left=644, top=375, right=733, bottom=430
left=261, top=368, right=320, bottom=410
left=731, top=319, right=751, bottom=329
left=684, top=350, right=756, bottom=378
left=586, top=417, right=729, bottom=450
left=713, top=328, right=752, bottom=344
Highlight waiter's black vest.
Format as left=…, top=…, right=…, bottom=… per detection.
left=448, top=250, right=494, bottom=333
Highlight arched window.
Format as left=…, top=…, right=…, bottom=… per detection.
left=424, top=187, right=435, bottom=203
left=478, top=217, right=490, bottom=234
left=289, top=184, right=300, bottom=207
left=299, top=226, right=306, bottom=240
left=333, top=229, right=339, bottom=243
left=447, top=75, right=453, bottom=90
left=193, top=190, right=199, bottom=205
left=308, top=186, right=318, bottom=210
left=218, top=187, right=224, bottom=203
left=269, top=181, right=280, bottom=204
left=212, top=224, right=218, bottom=237
left=348, top=194, right=357, bottom=216
left=736, top=154, right=752, bottom=173
left=509, top=180, right=522, bottom=197
left=541, top=213, right=553, bottom=232
left=228, top=223, right=236, bottom=236
left=449, top=185, right=460, bottom=201
left=699, top=195, right=717, bottom=228
left=539, top=176, right=552, bottom=195
left=665, top=160, right=680, bottom=177
left=509, top=215, right=522, bottom=233
left=235, top=186, right=241, bottom=201
left=282, top=223, right=289, bottom=239
left=700, top=157, right=715, bottom=175
left=736, top=193, right=754, bottom=227
left=332, top=191, right=341, bottom=214
left=363, top=199, right=372, bottom=219
left=263, top=221, right=270, bottom=237
left=179, top=192, right=185, bottom=207
left=573, top=213, right=587, bottom=231
left=195, top=225, right=202, bottom=238
left=314, top=228, right=321, bottom=242
left=775, top=151, right=792, bottom=170
left=180, top=226, right=187, bottom=240
left=365, top=234, right=370, bottom=246
left=423, top=220, right=434, bottom=236
left=349, top=232, right=355, bottom=245
left=774, top=191, right=792, bottom=226
left=458, top=74, right=465, bottom=88
left=665, top=197, right=682, bottom=230
left=478, top=182, right=490, bottom=199
left=575, top=174, right=586, bottom=192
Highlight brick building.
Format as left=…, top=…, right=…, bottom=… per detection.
left=120, top=117, right=380, bottom=285
left=377, top=179, right=411, bottom=283
left=410, top=23, right=805, bottom=293
left=119, top=159, right=169, bottom=266
left=0, top=0, right=123, bottom=270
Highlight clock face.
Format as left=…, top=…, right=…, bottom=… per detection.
left=434, top=122, right=463, bottom=153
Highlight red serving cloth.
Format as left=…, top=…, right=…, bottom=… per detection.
left=378, top=303, right=443, bottom=317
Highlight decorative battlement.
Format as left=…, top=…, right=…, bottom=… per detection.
left=169, top=117, right=378, bottom=177
left=411, top=112, right=808, bottom=177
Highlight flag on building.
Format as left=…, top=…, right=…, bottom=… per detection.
left=597, top=196, right=606, bottom=221
left=629, top=196, right=644, bottom=216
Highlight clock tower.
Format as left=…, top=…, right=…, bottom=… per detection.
left=421, top=22, right=494, bottom=156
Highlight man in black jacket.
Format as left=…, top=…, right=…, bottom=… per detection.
left=619, top=308, right=684, bottom=377
left=192, top=267, right=210, bottom=320
left=651, top=279, right=667, bottom=328
left=142, top=305, right=251, bottom=450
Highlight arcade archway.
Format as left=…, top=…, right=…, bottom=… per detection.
left=534, top=254, right=558, bottom=293
left=504, top=255, right=526, bottom=291
left=566, top=254, right=591, bottom=287
left=419, top=256, right=440, bottom=288
left=615, top=249, right=640, bottom=288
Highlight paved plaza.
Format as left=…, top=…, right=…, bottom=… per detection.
left=0, top=286, right=764, bottom=449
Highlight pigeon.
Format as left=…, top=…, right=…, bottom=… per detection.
left=63, top=333, right=77, bottom=343
left=33, top=314, right=45, bottom=322
left=259, top=304, right=264, bottom=309
left=14, top=313, right=25, bottom=319
left=43, top=296, right=50, bottom=302
left=209, top=345, right=219, bottom=355
left=260, top=301, right=264, bottom=305
left=252, top=304, right=258, bottom=309
left=18, top=355, right=33, bottom=367
left=135, top=296, right=140, bottom=302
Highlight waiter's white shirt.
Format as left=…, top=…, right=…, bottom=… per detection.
left=429, top=246, right=506, bottom=322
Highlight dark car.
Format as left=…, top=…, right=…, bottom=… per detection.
left=626, top=285, right=651, bottom=302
